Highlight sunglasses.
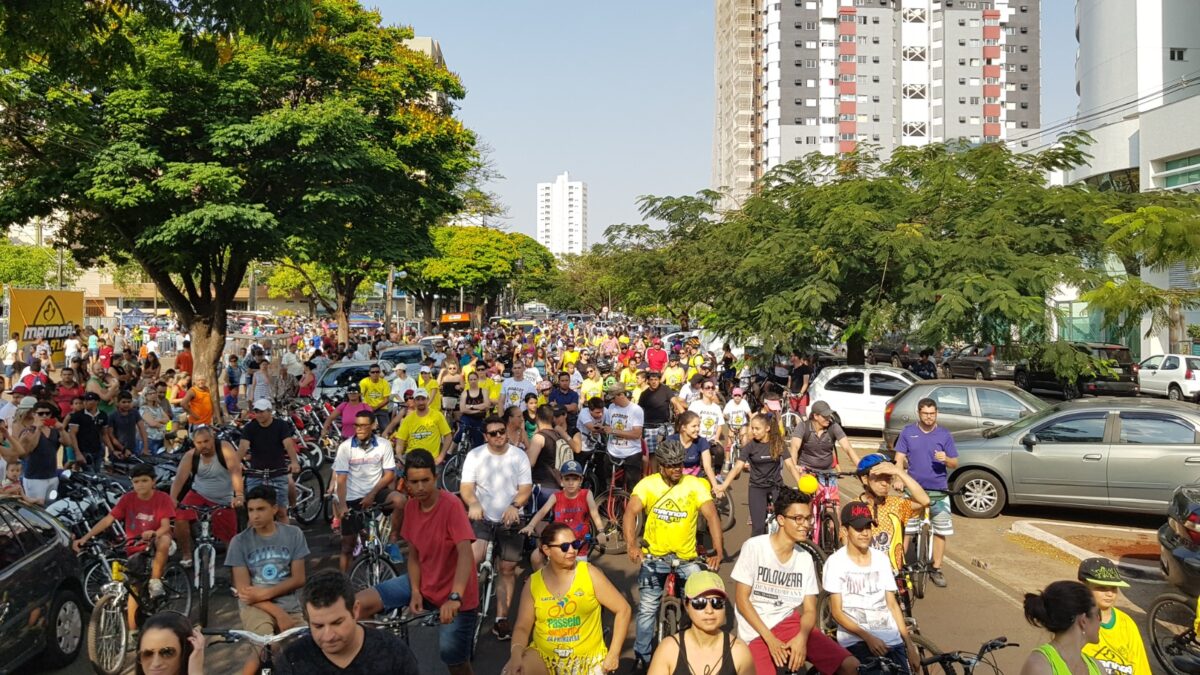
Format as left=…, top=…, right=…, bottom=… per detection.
left=659, top=462, right=683, bottom=469
left=35, top=412, right=50, bottom=417
left=702, top=385, right=715, bottom=390
left=546, top=539, right=585, bottom=553
left=485, top=429, right=506, bottom=437
left=369, top=370, right=380, bottom=374
left=139, top=646, right=179, bottom=661
left=688, top=597, right=726, bottom=611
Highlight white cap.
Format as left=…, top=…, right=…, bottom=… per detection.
left=420, top=366, right=431, bottom=373
left=252, top=399, right=273, bottom=412
left=393, top=363, right=407, bottom=371
left=413, top=388, right=429, bottom=399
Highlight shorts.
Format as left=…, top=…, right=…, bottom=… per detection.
left=341, top=487, right=399, bottom=537
left=373, top=575, right=478, bottom=667
left=471, top=519, right=525, bottom=563
left=22, top=477, right=58, bottom=504
left=747, top=610, right=853, bottom=675
left=245, top=473, right=290, bottom=508
left=905, top=492, right=953, bottom=537
left=238, top=601, right=305, bottom=637
left=176, top=491, right=238, bottom=543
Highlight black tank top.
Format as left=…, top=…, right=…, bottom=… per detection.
left=463, top=388, right=484, bottom=419
left=673, top=629, right=736, bottom=675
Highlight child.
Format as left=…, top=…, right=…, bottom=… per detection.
left=723, top=387, right=752, bottom=434
left=1077, top=558, right=1151, bottom=675
left=520, top=460, right=605, bottom=566
left=1, top=462, right=25, bottom=500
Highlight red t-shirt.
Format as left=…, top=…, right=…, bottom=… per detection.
left=99, top=346, right=114, bottom=369
left=554, top=488, right=593, bottom=556
left=110, top=490, right=175, bottom=553
left=646, top=348, right=668, bottom=373
left=175, top=350, right=193, bottom=375
left=400, top=491, right=479, bottom=610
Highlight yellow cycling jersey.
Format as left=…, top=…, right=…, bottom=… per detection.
left=358, top=377, right=391, bottom=410
left=633, top=474, right=712, bottom=558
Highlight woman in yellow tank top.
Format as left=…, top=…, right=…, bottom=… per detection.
left=505, top=523, right=632, bottom=674
left=1020, top=580, right=1102, bottom=675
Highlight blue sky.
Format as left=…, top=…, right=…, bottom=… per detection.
left=376, top=1, right=1078, bottom=244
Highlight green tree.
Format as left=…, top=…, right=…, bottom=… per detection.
left=0, top=240, right=77, bottom=288
left=539, top=250, right=620, bottom=315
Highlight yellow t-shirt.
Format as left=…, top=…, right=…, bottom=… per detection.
left=529, top=562, right=607, bottom=671
left=561, top=350, right=581, bottom=368
left=483, top=378, right=503, bottom=412
left=633, top=474, right=712, bottom=558
left=418, top=374, right=442, bottom=411
left=358, top=377, right=391, bottom=410
left=580, top=378, right=603, bottom=402
left=392, top=410, right=452, bottom=459
left=1083, top=608, right=1152, bottom=675
left=632, top=385, right=647, bottom=404
left=662, top=366, right=686, bottom=390
left=685, top=355, right=704, bottom=380
left=619, top=369, right=638, bottom=390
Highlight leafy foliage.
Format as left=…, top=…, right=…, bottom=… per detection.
left=0, top=239, right=79, bottom=288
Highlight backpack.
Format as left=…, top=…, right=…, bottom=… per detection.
left=179, top=444, right=231, bottom=501
left=550, top=430, right=574, bottom=470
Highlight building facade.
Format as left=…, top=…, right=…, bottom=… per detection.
left=536, top=171, right=588, bottom=256
left=713, top=0, right=1040, bottom=202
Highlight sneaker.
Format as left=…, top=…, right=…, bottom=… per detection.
left=633, top=656, right=649, bottom=674
left=386, top=542, right=405, bottom=565
left=179, top=557, right=193, bottom=569
left=148, top=578, right=165, bottom=598
left=930, top=568, right=947, bottom=588
left=492, top=618, right=512, bottom=641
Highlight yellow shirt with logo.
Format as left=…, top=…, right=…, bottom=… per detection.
left=619, top=369, right=639, bottom=390
left=662, top=365, right=686, bottom=390
left=685, top=355, right=704, bottom=380
left=580, top=378, right=603, bottom=402
left=418, top=374, right=442, bottom=411
left=529, top=562, right=607, bottom=670
left=392, top=410, right=452, bottom=459
left=483, top=378, right=503, bottom=412
left=632, top=474, right=712, bottom=558
left=1083, top=608, right=1151, bottom=675
left=358, top=377, right=391, bottom=410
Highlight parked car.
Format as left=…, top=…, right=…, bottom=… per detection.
left=882, top=380, right=1048, bottom=448
left=867, top=334, right=928, bottom=369
left=943, top=343, right=1021, bottom=381
left=948, top=398, right=1200, bottom=519
left=313, top=360, right=396, bottom=400
left=1159, top=484, right=1200, bottom=596
left=0, top=497, right=85, bottom=672
left=1138, top=353, right=1200, bottom=402
left=808, top=365, right=920, bottom=431
left=379, top=345, right=428, bottom=369
left=1014, top=342, right=1138, bottom=399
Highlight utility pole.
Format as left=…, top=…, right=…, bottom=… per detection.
left=57, top=248, right=63, bottom=289
left=384, top=266, right=395, bottom=333
left=459, top=286, right=464, bottom=312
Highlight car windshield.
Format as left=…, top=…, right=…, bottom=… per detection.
left=1008, top=387, right=1048, bottom=411
left=320, top=367, right=369, bottom=388
left=382, top=349, right=423, bottom=365
left=988, top=402, right=1061, bottom=436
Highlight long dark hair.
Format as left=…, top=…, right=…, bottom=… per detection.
left=1023, top=580, right=1095, bottom=634
left=135, top=611, right=194, bottom=675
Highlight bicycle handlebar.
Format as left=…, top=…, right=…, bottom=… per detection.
left=360, top=612, right=438, bottom=629
left=201, top=625, right=310, bottom=646
left=920, top=636, right=1017, bottom=666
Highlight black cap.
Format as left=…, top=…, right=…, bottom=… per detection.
left=1077, top=557, right=1129, bottom=588
left=83, top=392, right=101, bottom=401
left=841, top=502, right=877, bottom=529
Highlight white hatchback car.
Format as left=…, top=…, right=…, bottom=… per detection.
left=808, top=365, right=920, bottom=431
left=1137, top=353, right=1200, bottom=402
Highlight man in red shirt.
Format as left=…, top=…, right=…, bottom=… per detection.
left=646, top=337, right=668, bottom=373
left=355, top=449, right=478, bottom=675
left=175, top=339, right=194, bottom=376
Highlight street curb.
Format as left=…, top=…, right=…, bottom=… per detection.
left=1010, top=519, right=1164, bottom=582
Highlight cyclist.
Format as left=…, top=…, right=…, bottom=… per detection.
left=578, top=396, right=607, bottom=453
left=501, top=361, right=538, bottom=413
left=461, top=415, right=532, bottom=641
left=669, top=411, right=717, bottom=489
left=637, top=371, right=678, bottom=461
left=359, top=363, right=391, bottom=431
left=662, top=351, right=687, bottom=391
left=722, top=387, right=752, bottom=437
left=733, top=488, right=857, bottom=675
left=333, top=410, right=405, bottom=570
left=238, top=399, right=301, bottom=524
left=169, top=426, right=243, bottom=567
left=603, top=382, right=645, bottom=491
left=506, top=522, right=631, bottom=674
left=688, top=379, right=727, bottom=459
left=784, top=400, right=859, bottom=521
left=355, top=450, right=478, bottom=675
left=320, top=384, right=374, bottom=441
left=789, top=353, right=813, bottom=416
left=526, top=404, right=571, bottom=500
left=580, top=364, right=605, bottom=403
left=275, top=571, right=420, bottom=675
left=647, top=572, right=754, bottom=674
left=384, top=387, right=452, bottom=463
left=1020, top=581, right=1102, bottom=675
left=457, top=370, right=492, bottom=449
left=718, top=413, right=786, bottom=536
left=624, top=439, right=725, bottom=671
left=1076, top=558, right=1151, bottom=675
left=894, top=397, right=958, bottom=588
left=520, top=460, right=606, bottom=566
left=850, top=454, right=930, bottom=572
left=824, top=502, right=919, bottom=674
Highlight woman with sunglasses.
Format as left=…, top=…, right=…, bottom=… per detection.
left=135, top=611, right=205, bottom=675
left=10, top=400, right=76, bottom=504
left=647, top=571, right=754, bottom=675
left=505, top=522, right=631, bottom=675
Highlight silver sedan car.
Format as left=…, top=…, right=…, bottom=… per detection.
left=948, top=398, right=1200, bottom=519
left=882, top=379, right=1048, bottom=448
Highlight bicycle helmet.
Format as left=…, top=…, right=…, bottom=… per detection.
left=655, top=438, right=686, bottom=465
left=856, top=453, right=889, bottom=476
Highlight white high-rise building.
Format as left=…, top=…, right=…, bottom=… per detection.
left=536, top=172, right=588, bottom=256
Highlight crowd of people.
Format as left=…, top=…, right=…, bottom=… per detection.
left=0, top=315, right=1164, bottom=674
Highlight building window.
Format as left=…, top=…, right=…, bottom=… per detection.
left=902, top=7, right=926, bottom=22
left=858, top=16, right=868, bottom=25
left=1164, top=154, right=1200, bottom=188
left=1170, top=48, right=1187, bottom=61
left=902, top=122, right=927, bottom=137
left=872, top=36, right=881, bottom=44
left=839, top=14, right=855, bottom=22
left=839, top=35, right=855, bottom=43
left=858, top=55, right=868, bottom=64
left=902, top=46, right=927, bottom=61
left=872, top=56, right=881, bottom=63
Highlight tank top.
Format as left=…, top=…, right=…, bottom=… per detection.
left=187, top=387, right=214, bottom=425
left=532, top=429, right=565, bottom=488
left=24, top=428, right=60, bottom=480
left=1033, top=645, right=1102, bottom=675
left=441, top=378, right=461, bottom=399
left=674, top=630, right=736, bottom=675
left=192, top=450, right=233, bottom=505
left=463, top=389, right=485, bottom=420
left=298, top=375, right=315, bottom=398
left=529, top=562, right=606, bottom=671
left=554, top=489, right=592, bottom=556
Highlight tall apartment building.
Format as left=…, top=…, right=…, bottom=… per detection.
left=536, top=172, right=588, bottom=256
left=713, top=0, right=1040, bottom=202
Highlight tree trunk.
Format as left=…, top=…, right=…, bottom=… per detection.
left=188, top=315, right=227, bottom=394
left=846, top=333, right=867, bottom=366
left=678, top=310, right=691, bottom=331
left=335, top=303, right=350, bottom=345
left=421, top=294, right=435, bottom=334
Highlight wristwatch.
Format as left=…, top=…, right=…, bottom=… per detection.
left=448, top=592, right=462, bottom=603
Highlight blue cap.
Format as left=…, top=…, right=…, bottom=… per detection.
left=560, top=460, right=585, bottom=476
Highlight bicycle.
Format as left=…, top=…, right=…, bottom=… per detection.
left=643, top=552, right=710, bottom=644
left=906, top=489, right=959, bottom=600
left=345, top=504, right=399, bottom=592
left=361, top=610, right=439, bottom=645
left=177, top=502, right=229, bottom=627
left=802, top=468, right=857, bottom=556
left=594, top=453, right=642, bottom=556
left=86, top=538, right=193, bottom=675
left=201, top=625, right=310, bottom=675
left=1147, top=591, right=1200, bottom=675
left=437, top=432, right=473, bottom=494
left=243, top=467, right=325, bottom=526
left=473, top=516, right=529, bottom=657
left=919, top=636, right=1018, bottom=675
left=890, top=565, right=945, bottom=675
left=779, top=654, right=907, bottom=675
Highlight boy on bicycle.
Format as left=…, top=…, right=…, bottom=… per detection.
left=519, top=460, right=606, bottom=565
left=850, top=454, right=929, bottom=573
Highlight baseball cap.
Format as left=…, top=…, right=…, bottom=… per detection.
left=83, top=392, right=101, bottom=402
left=15, top=396, right=37, bottom=412
left=1078, top=557, right=1129, bottom=588
left=420, top=365, right=431, bottom=374
left=732, top=387, right=744, bottom=396
left=412, top=388, right=429, bottom=399
left=764, top=397, right=782, bottom=412
left=393, top=363, right=407, bottom=371
left=810, top=400, right=835, bottom=418
left=605, top=381, right=626, bottom=395
left=252, top=399, right=273, bottom=412
left=559, top=460, right=585, bottom=477
left=841, top=501, right=877, bottom=529
left=683, top=571, right=727, bottom=599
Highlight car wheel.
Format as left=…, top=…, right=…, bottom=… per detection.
left=974, top=369, right=984, bottom=381
left=40, top=587, right=84, bottom=668
left=952, top=470, right=1006, bottom=518
left=1169, top=385, right=1183, bottom=401
left=1014, top=371, right=1030, bottom=391
left=1061, top=381, right=1081, bottom=400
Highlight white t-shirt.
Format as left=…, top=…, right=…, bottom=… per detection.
left=521, top=368, right=542, bottom=386
left=731, top=534, right=820, bottom=643
left=2, top=339, right=17, bottom=365
left=821, top=546, right=902, bottom=647
left=390, top=376, right=417, bottom=400
left=145, top=339, right=159, bottom=356
left=688, top=400, right=725, bottom=442
left=461, top=444, right=532, bottom=522
left=63, top=338, right=81, bottom=358
left=604, top=401, right=644, bottom=459
left=500, top=377, right=536, bottom=411
left=332, top=435, right=396, bottom=502
left=723, top=399, right=752, bottom=428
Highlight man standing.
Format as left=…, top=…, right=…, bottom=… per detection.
left=894, top=398, right=958, bottom=588
left=384, top=388, right=452, bottom=463
left=460, top=415, right=532, bottom=641
left=108, top=391, right=149, bottom=458
left=645, top=337, right=668, bottom=374
left=637, top=371, right=679, bottom=463
left=499, top=361, right=537, bottom=413
left=602, top=382, right=644, bottom=491
left=389, top=363, right=417, bottom=403
left=169, top=426, right=243, bottom=565
left=69, top=392, right=110, bottom=470
left=2, top=332, right=18, bottom=379
left=238, top=399, right=301, bottom=524
left=333, top=410, right=406, bottom=570
left=175, top=340, right=194, bottom=376
left=358, top=364, right=391, bottom=431
left=546, top=371, right=580, bottom=430
left=281, top=343, right=304, bottom=383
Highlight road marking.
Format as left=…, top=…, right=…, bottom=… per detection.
left=944, top=557, right=1023, bottom=610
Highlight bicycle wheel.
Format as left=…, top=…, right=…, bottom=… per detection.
left=596, top=489, right=634, bottom=555
left=473, top=566, right=495, bottom=658
left=911, top=633, right=953, bottom=675
left=657, top=596, right=683, bottom=643
left=439, top=451, right=465, bottom=494
left=715, top=492, right=736, bottom=532
left=86, top=593, right=127, bottom=675
left=157, top=563, right=193, bottom=618
left=195, top=555, right=210, bottom=627
left=814, top=592, right=836, bottom=637
left=292, top=468, right=324, bottom=525
left=82, top=557, right=119, bottom=609
left=913, top=522, right=932, bottom=600
left=795, top=540, right=826, bottom=581
left=781, top=411, right=801, bottom=435
left=348, top=554, right=397, bottom=593
left=819, top=506, right=840, bottom=556
left=1148, top=592, right=1200, bottom=675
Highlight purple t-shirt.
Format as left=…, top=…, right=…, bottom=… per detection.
left=893, top=424, right=957, bottom=491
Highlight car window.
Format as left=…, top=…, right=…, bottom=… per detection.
left=1119, top=413, right=1197, bottom=445
left=1035, top=413, right=1108, bottom=443
left=929, top=387, right=971, bottom=415
left=382, top=349, right=424, bottom=365
left=320, top=367, right=369, bottom=388
left=0, top=510, right=24, bottom=572
left=976, top=388, right=1027, bottom=421
left=1189, top=358, right=1200, bottom=371
left=1163, top=356, right=1180, bottom=370
left=1091, top=347, right=1132, bottom=364
left=1141, top=356, right=1163, bottom=370
left=14, top=506, right=56, bottom=545
left=869, top=374, right=908, bottom=397
left=824, top=372, right=865, bottom=394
